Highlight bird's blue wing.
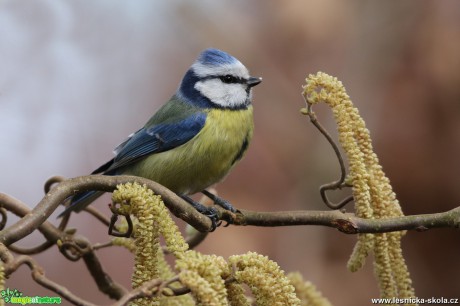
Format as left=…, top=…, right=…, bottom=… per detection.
left=61, top=101, right=207, bottom=217
left=105, top=112, right=207, bottom=173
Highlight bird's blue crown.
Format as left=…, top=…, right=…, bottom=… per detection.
left=197, top=48, right=238, bottom=66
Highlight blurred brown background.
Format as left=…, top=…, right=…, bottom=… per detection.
left=1, top=1, right=459, bottom=305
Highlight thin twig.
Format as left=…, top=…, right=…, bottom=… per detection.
left=83, top=205, right=112, bottom=227
left=93, top=241, right=114, bottom=251
left=184, top=230, right=208, bottom=251
left=78, top=236, right=128, bottom=300
left=110, top=279, right=162, bottom=306
left=57, top=235, right=128, bottom=299
left=109, top=275, right=194, bottom=306
left=0, top=207, right=7, bottom=230
left=8, top=241, right=55, bottom=255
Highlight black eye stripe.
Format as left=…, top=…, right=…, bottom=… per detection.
left=220, top=75, right=236, bottom=83
left=200, top=74, right=247, bottom=84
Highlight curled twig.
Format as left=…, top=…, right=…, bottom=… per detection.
left=44, top=175, right=67, bottom=193
left=302, top=104, right=353, bottom=210
left=0, top=243, right=97, bottom=306
left=59, top=239, right=88, bottom=261
left=108, top=213, right=133, bottom=238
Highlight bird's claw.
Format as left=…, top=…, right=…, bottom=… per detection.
left=180, top=195, right=223, bottom=231
left=200, top=206, right=221, bottom=231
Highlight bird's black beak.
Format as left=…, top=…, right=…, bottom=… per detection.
left=247, top=76, right=262, bottom=88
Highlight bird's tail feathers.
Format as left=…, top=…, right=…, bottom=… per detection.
left=58, top=190, right=104, bottom=217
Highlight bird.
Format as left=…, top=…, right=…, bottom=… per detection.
left=61, top=48, right=262, bottom=228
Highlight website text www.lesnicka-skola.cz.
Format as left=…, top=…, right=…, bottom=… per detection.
left=371, top=297, right=459, bottom=304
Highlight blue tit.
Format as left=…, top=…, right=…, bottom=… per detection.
left=61, top=48, right=262, bottom=226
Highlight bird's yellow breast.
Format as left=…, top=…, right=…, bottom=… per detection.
left=124, top=107, right=254, bottom=195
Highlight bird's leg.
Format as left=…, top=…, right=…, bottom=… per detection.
left=180, top=195, right=221, bottom=231
left=201, top=190, right=238, bottom=213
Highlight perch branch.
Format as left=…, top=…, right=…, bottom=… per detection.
left=228, top=207, right=460, bottom=234
left=1, top=176, right=459, bottom=245
left=0, top=175, right=212, bottom=246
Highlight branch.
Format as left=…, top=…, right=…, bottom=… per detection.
left=58, top=236, right=128, bottom=299
left=109, top=279, right=162, bottom=306
left=0, top=243, right=97, bottom=306
left=109, top=276, right=191, bottom=305
left=0, top=191, right=128, bottom=301
left=1, top=175, right=459, bottom=247
left=0, top=175, right=212, bottom=246
left=228, top=207, right=460, bottom=234
left=0, top=192, right=62, bottom=245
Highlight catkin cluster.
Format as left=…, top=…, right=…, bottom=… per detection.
left=112, top=183, right=190, bottom=306
left=302, top=72, right=416, bottom=303
left=111, top=183, right=330, bottom=305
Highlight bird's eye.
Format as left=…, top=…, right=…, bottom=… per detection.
left=220, top=75, right=238, bottom=84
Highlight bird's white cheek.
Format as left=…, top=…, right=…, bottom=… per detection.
left=195, top=80, right=248, bottom=108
